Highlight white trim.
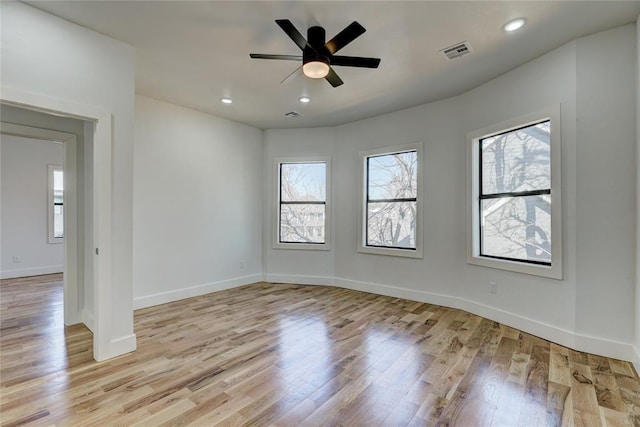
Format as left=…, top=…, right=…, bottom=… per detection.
left=1, top=86, right=108, bottom=122
left=130, top=269, right=639, bottom=367
left=92, top=113, right=114, bottom=362
left=633, top=345, right=640, bottom=375
left=82, top=309, right=95, bottom=333
left=0, top=265, right=63, bottom=279
left=133, top=274, right=263, bottom=310
left=573, top=334, right=639, bottom=368
left=264, top=274, right=335, bottom=286
left=0, top=122, right=80, bottom=325
left=273, top=156, right=331, bottom=251
left=467, top=105, right=563, bottom=279
left=105, top=334, right=137, bottom=360
left=0, top=86, right=130, bottom=362
left=336, top=276, right=576, bottom=344
left=332, top=276, right=637, bottom=365
left=357, top=143, right=424, bottom=259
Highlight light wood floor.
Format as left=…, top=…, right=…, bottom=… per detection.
left=1, top=274, right=639, bottom=426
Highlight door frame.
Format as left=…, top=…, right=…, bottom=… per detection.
left=1, top=123, right=80, bottom=324
left=1, top=86, right=114, bottom=361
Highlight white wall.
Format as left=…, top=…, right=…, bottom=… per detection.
left=336, top=41, right=577, bottom=344
left=133, top=96, right=263, bottom=308
left=636, top=15, right=640, bottom=365
left=262, top=25, right=639, bottom=365
left=574, top=25, right=637, bottom=351
left=1, top=135, right=64, bottom=278
left=263, top=127, right=337, bottom=284
left=1, top=1, right=136, bottom=359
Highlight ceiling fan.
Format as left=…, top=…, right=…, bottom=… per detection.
left=250, top=19, right=381, bottom=87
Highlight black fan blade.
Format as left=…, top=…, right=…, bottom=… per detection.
left=250, top=53, right=302, bottom=61
left=325, top=67, right=344, bottom=87
left=331, top=55, right=380, bottom=68
left=325, top=21, right=366, bottom=55
left=276, top=19, right=310, bottom=51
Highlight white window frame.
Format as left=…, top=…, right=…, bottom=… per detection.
left=273, top=156, right=331, bottom=251
left=467, top=105, right=562, bottom=279
left=358, top=143, right=424, bottom=259
left=48, top=164, right=64, bottom=244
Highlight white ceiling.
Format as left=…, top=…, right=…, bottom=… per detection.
left=27, top=1, right=640, bottom=129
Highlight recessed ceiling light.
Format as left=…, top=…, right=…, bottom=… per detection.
left=220, top=97, right=233, bottom=104
left=298, top=96, right=311, bottom=103
left=503, top=18, right=526, bottom=32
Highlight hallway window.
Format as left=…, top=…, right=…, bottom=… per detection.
left=48, top=165, right=63, bottom=243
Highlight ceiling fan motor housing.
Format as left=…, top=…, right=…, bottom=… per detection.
left=250, top=19, right=380, bottom=87
left=304, top=26, right=330, bottom=65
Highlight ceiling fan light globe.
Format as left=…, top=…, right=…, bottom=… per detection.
left=303, top=61, right=330, bottom=79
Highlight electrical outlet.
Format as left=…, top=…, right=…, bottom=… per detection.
left=490, top=281, right=497, bottom=294
left=12, top=256, right=20, bottom=263
left=240, top=260, right=245, bottom=269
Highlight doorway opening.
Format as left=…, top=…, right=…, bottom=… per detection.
left=1, top=112, right=94, bottom=364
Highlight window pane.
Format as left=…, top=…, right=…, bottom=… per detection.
left=53, top=169, right=63, bottom=191
left=368, top=151, right=417, bottom=200
left=481, top=195, right=551, bottom=263
left=481, top=121, right=550, bottom=195
left=367, top=201, right=416, bottom=249
left=280, top=204, right=325, bottom=243
left=54, top=205, right=64, bottom=238
left=52, top=168, right=63, bottom=240
left=281, top=163, right=326, bottom=202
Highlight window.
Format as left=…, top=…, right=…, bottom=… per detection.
left=48, top=165, right=63, bottom=243
left=358, top=143, right=423, bottom=258
left=468, top=106, right=562, bottom=278
left=274, top=158, right=331, bottom=250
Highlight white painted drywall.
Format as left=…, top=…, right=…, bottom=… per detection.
left=262, top=25, right=638, bottom=363
left=1, top=135, right=64, bottom=278
left=574, top=25, right=637, bottom=350
left=263, top=127, right=337, bottom=283
left=636, top=15, right=640, bottom=368
left=132, top=96, right=263, bottom=308
left=457, top=42, right=578, bottom=339
left=1, top=2, right=136, bottom=358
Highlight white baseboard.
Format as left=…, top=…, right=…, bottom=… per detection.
left=270, top=274, right=637, bottom=366
left=632, top=345, right=640, bottom=375
left=573, top=334, right=638, bottom=367
left=134, top=272, right=639, bottom=368
left=335, top=277, right=577, bottom=349
left=82, top=309, right=95, bottom=333
left=264, top=274, right=334, bottom=286
left=0, top=265, right=63, bottom=279
left=94, top=333, right=137, bottom=362
left=133, top=274, right=263, bottom=310
left=109, top=333, right=137, bottom=358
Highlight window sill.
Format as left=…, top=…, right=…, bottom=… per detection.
left=467, top=255, right=562, bottom=279
left=273, top=242, right=330, bottom=251
left=358, top=245, right=423, bottom=259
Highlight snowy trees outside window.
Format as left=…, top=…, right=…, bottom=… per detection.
left=278, top=161, right=327, bottom=245
left=366, top=150, right=418, bottom=249
left=359, top=143, right=423, bottom=259
left=479, top=121, right=551, bottom=264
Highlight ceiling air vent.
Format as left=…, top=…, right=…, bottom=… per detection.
left=441, top=41, right=472, bottom=60
left=284, top=111, right=302, bottom=118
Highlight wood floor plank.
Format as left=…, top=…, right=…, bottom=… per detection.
left=1, top=274, right=639, bottom=426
